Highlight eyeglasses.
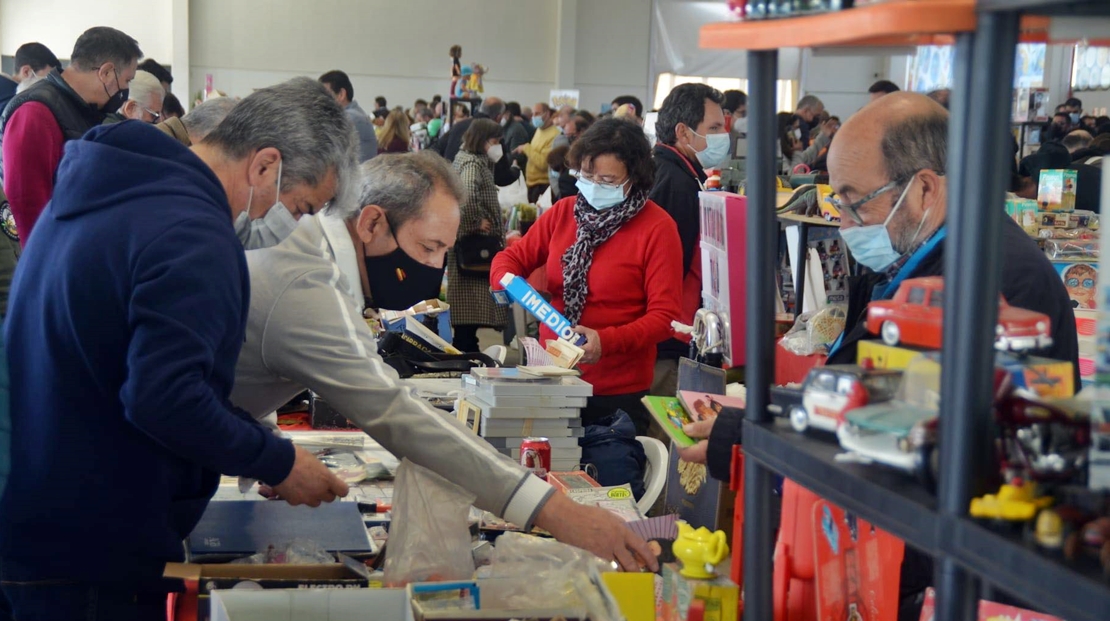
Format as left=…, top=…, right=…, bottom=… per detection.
left=828, top=179, right=902, bottom=225
left=142, top=106, right=162, bottom=123
left=573, top=170, right=628, bottom=189
left=1066, top=278, right=1095, bottom=288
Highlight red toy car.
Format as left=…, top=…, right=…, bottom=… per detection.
left=866, top=277, right=1053, bottom=352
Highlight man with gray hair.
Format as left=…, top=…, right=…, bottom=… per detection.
left=104, top=69, right=164, bottom=124
left=439, top=95, right=520, bottom=186
left=231, top=152, right=658, bottom=572
left=793, top=94, right=825, bottom=148
left=1, top=77, right=356, bottom=618
left=1062, top=129, right=1093, bottom=154
left=155, top=95, right=238, bottom=147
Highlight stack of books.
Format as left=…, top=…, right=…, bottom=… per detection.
left=459, top=368, right=592, bottom=471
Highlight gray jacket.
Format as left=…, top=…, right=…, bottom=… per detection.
left=346, top=100, right=378, bottom=162
left=231, top=214, right=553, bottom=528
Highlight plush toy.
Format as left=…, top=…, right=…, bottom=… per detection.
left=469, top=63, right=487, bottom=96
left=455, top=66, right=474, bottom=99
left=449, top=45, right=462, bottom=97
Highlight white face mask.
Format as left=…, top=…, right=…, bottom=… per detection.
left=793, top=128, right=802, bottom=140
left=487, top=144, right=504, bottom=163
left=234, top=160, right=298, bottom=250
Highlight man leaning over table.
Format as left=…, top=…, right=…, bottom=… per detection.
left=230, top=152, right=657, bottom=572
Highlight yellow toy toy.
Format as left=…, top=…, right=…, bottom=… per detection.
left=673, top=520, right=730, bottom=579
left=969, top=479, right=1053, bottom=522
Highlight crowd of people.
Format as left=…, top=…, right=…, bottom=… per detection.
left=0, top=24, right=1101, bottom=621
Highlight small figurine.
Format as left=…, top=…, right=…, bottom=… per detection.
left=455, top=66, right=473, bottom=100
left=1063, top=516, right=1110, bottom=577
left=673, top=521, right=729, bottom=579
left=969, top=478, right=1053, bottom=522
left=469, top=63, right=487, bottom=96
left=449, top=45, right=462, bottom=97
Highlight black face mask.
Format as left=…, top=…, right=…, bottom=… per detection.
left=363, top=222, right=446, bottom=311
left=100, top=68, right=126, bottom=114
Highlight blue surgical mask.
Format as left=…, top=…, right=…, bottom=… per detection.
left=532, top=116, right=545, bottom=129
left=235, top=160, right=298, bottom=250
left=692, top=130, right=731, bottom=168
left=1069, top=112, right=1080, bottom=124
left=577, top=177, right=628, bottom=210
left=839, top=177, right=922, bottom=272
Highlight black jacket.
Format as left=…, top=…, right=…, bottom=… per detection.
left=706, top=215, right=1081, bottom=485
left=0, top=71, right=102, bottom=174
left=0, top=76, right=16, bottom=117
left=649, top=144, right=707, bottom=360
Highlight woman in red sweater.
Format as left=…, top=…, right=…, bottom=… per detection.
left=491, top=118, right=683, bottom=434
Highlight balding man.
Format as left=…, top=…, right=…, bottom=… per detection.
left=155, top=96, right=238, bottom=147
left=793, top=94, right=825, bottom=148
left=438, top=96, right=520, bottom=186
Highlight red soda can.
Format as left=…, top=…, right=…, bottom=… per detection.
left=520, top=437, right=551, bottom=480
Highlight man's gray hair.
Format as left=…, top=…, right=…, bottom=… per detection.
left=333, top=152, right=466, bottom=227
left=202, top=77, right=358, bottom=205
left=127, top=70, right=164, bottom=108
left=797, top=94, right=823, bottom=112
left=479, top=98, right=505, bottom=121
left=881, top=107, right=948, bottom=184
left=182, top=96, right=238, bottom=142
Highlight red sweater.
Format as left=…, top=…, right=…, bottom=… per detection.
left=492, top=197, right=683, bottom=395
left=2, top=102, right=66, bottom=247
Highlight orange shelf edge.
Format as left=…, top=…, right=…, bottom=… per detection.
left=699, top=0, right=978, bottom=51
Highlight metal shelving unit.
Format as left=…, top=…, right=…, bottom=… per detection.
left=700, top=2, right=1110, bottom=620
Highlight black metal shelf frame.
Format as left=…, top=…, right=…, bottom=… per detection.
left=737, top=3, right=1110, bottom=621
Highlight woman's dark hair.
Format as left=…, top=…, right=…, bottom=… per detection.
left=574, top=110, right=596, bottom=125
left=722, top=90, right=748, bottom=114
left=161, top=92, right=186, bottom=119
left=462, top=119, right=503, bottom=155
left=547, top=145, right=569, bottom=172
left=567, top=118, right=654, bottom=192
left=505, top=101, right=523, bottom=118
left=777, top=112, right=799, bottom=159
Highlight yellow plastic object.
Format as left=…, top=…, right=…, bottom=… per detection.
left=601, top=572, right=655, bottom=621
left=969, top=481, right=1053, bottom=522
left=674, top=521, right=730, bottom=579
left=857, top=341, right=921, bottom=371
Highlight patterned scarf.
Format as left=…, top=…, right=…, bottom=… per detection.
left=561, top=188, right=649, bottom=325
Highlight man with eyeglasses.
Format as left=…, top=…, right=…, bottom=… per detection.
left=680, top=90, right=1080, bottom=621
left=104, top=70, right=164, bottom=125
left=1, top=27, right=141, bottom=247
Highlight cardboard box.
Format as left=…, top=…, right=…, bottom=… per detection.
left=1037, top=169, right=1078, bottom=212
left=211, top=588, right=410, bottom=621
left=1052, top=261, right=1099, bottom=309
left=658, top=563, right=739, bottom=621
left=1005, top=197, right=1039, bottom=235
left=1037, top=210, right=1096, bottom=230
left=856, top=340, right=920, bottom=370
left=996, top=353, right=1076, bottom=398
left=407, top=579, right=587, bottom=620
left=166, top=558, right=373, bottom=621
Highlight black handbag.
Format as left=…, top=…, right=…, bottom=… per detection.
left=455, top=233, right=503, bottom=277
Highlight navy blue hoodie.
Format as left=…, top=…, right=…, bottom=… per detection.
left=1, top=122, right=296, bottom=587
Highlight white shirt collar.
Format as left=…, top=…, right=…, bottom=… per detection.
left=317, top=212, right=364, bottom=306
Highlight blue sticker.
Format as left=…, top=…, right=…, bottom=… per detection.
left=821, top=506, right=840, bottom=555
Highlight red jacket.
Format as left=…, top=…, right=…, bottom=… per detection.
left=2, top=102, right=66, bottom=247
left=492, top=197, right=683, bottom=395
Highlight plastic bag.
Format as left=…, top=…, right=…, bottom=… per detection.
left=781, top=305, right=847, bottom=356
left=230, top=540, right=335, bottom=565
left=497, top=175, right=528, bottom=212
left=383, top=459, right=476, bottom=586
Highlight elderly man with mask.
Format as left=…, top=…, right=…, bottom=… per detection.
left=230, top=151, right=658, bottom=572
left=682, top=91, right=1079, bottom=471
left=1, top=78, right=354, bottom=620
left=679, top=91, right=1080, bottom=621
left=104, top=69, right=164, bottom=124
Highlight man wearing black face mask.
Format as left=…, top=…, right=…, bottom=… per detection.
left=1, top=26, right=141, bottom=247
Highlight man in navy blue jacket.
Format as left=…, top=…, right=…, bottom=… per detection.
left=1, top=77, right=357, bottom=620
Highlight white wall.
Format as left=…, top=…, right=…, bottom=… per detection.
left=574, top=0, right=652, bottom=113
left=0, top=0, right=173, bottom=62
left=189, top=0, right=562, bottom=109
